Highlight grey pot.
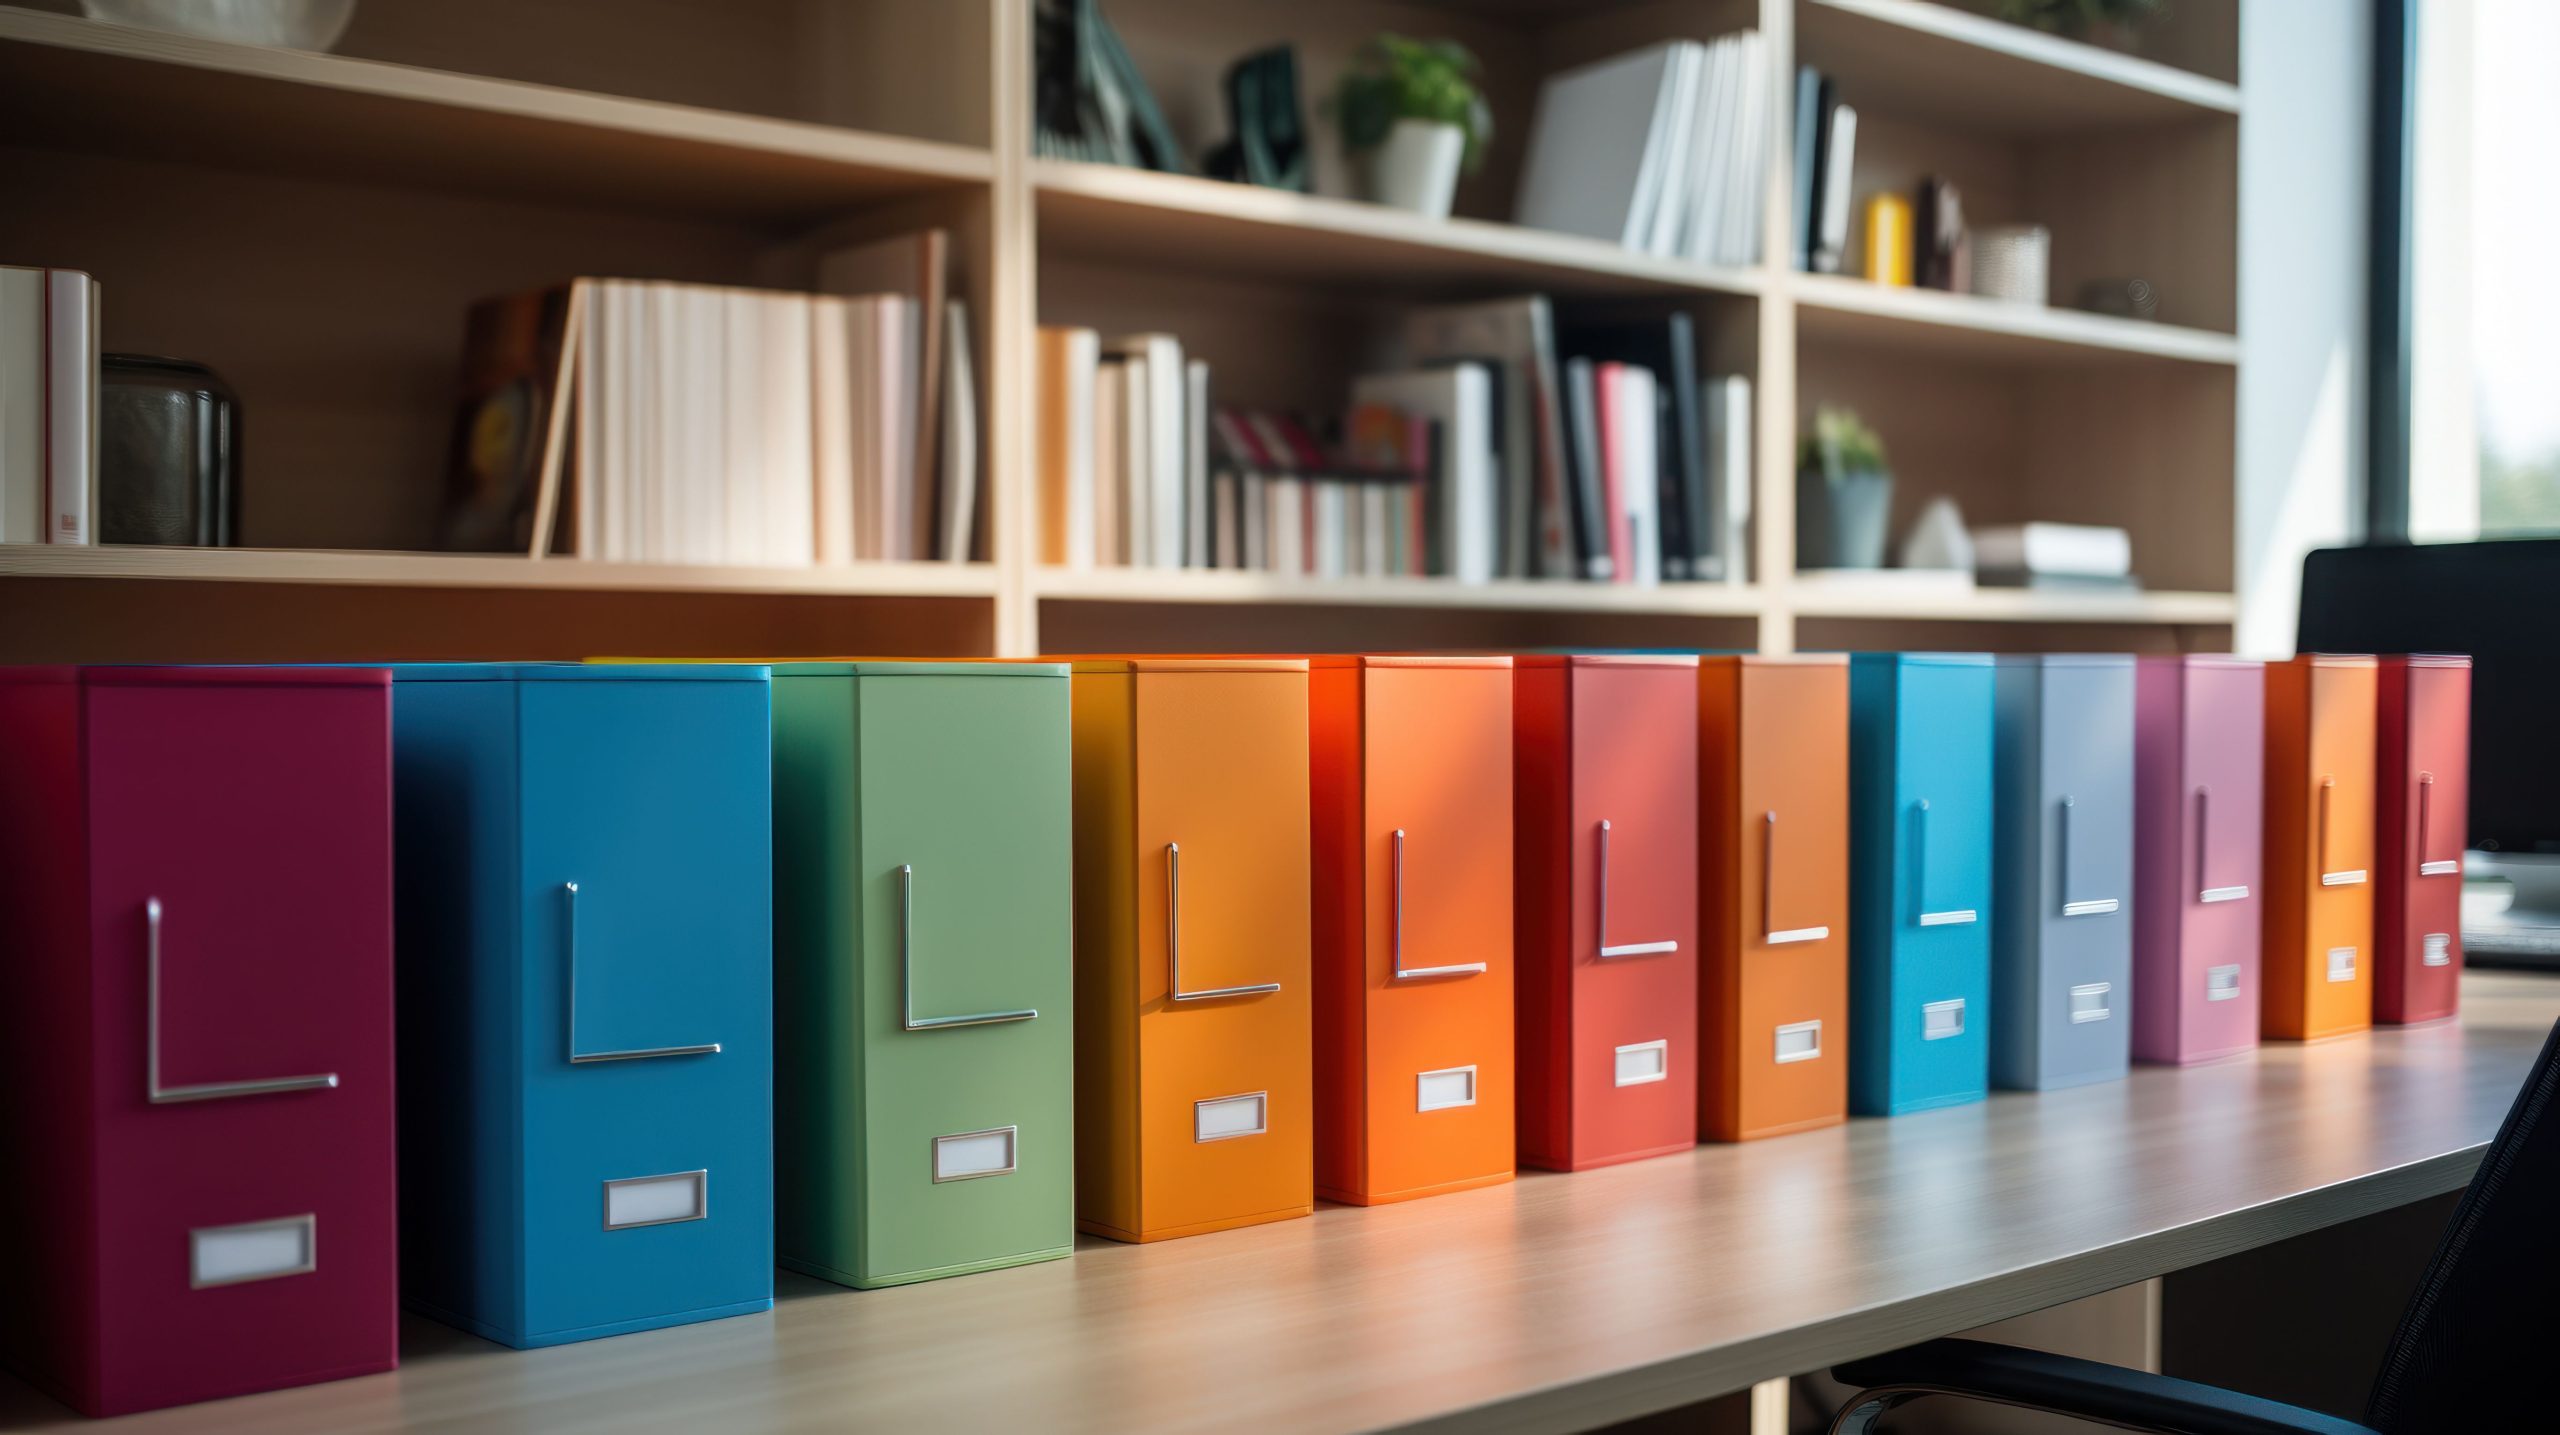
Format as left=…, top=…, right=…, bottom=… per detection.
left=1797, top=467, right=1895, bottom=570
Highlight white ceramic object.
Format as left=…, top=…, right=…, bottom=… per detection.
left=1363, top=118, right=1465, bottom=220
left=1898, top=495, right=1975, bottom=572
left=1970, top=223, right=2051, bottom=306
left=82, top=0, right=357, bottom=52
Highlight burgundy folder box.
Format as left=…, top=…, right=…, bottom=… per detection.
left=2375, top=655, right=2471, bottom=1025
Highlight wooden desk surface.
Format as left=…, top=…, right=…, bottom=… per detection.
left=12, top=971, right=2557, bottom=1435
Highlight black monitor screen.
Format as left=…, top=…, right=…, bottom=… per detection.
left=2297, top=539, right=2559, bottom=854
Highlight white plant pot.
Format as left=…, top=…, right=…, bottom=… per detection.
left=1362, top=119, right=1464, bottom=220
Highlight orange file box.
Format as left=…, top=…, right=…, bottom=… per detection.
left=1309, top=656, right=1517, bottom=1206
left=1514, top=655, right=1701, bottom=1171
left=1069, top=659, right=1313, bottom=1242
left=2263, top=654, right=2379, bottom=1040
left=1698, top=655, right=1851, bottom=1141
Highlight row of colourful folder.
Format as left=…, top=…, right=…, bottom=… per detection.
left=0, top=651, right=2468, bottom=1416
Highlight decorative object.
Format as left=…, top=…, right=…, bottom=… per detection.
left=1202, top=47, right=1311, bottom=192
left=1861, top=192, right=1915, bottom=286
left=1970, top=223, right=2050, bottom=306
left=81, top=0, right=356, bottom=51
left=1032, top=0, right=1185, bottom=172
left=1797, top=405, right=1893, bottom=570
left=1898, top=496, right=1973, bottom=573
left=2079, top=277, right=2160, bottom=320
left=1329, top=34, right=1492, bottom=218
left=1917, top=176, right=1970, bottom=291
left=98, top=355, right=240, bottom=547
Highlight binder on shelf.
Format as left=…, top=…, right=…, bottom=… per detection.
left=1698, top=655, right=1850, bottom=1141
left=0, top=266, right=98, bottom=545
left=2262, top=654, right=2379, bottom=1041
left=1310, top=656, right=1517, bottom=1203
left=2375, top=654, right=2471, bottom=1026
left=0, top=666, right=396, bottom=1416
left=1991, top=655, right=2137, bottom=1091
left=1848, top=652, right=1995, bottom=1116
left=1515, top=655, right=1700, bottom=1170
left=390, top=664, right=774, bottom=1347
left=1070, top=659, right=1313, bottom=1241
left=2131, top=656, right=2267, bottom=1065
left=771, top=663, right=1074, bottom=1288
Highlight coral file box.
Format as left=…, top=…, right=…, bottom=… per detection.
left=390, top=664, right=774, bottom=1347
left=2262, top=655, right=2379, bottom=1041
left=1698, top=655, right=1851, bottom=1141
left=2131, top=657, right=2267, bottom=1064
left=1071, top=659, right=1314, bottom=1241
left=1514, top=655, right=1700, bottom=1170
left=771, top=663, right=1075, bottom=1287
left=0, top=666, right=397, bottom=1416
left=1310, top=656, right=1517, bottom=1204
left=2375, top=655, right=2471, bottom=1025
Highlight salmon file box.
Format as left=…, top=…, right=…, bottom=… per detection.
left=1991, top=655, right=2137, bottom=1091
left=2262, top=654, right=2378, bottom=1041
left=2131, top=656, right=2267, bottom=1064
left=1071, top=659, right=1314, bottom=1241
left=771, top=662, right=1075, bottom=1287
left=1311, top=656, right=1517, bottom=1204
left=1698, top=655, right=1850, bottom=1141
left=2375, top=654, right=2470, bottom=1025
left=1848, top=653, right=1996, bottom=1116
left=0, top=666, right=398, bottom=1416
left=390, top=664, right=775, bottom=1347
left=1512, top=655, right=1700, bottom=1169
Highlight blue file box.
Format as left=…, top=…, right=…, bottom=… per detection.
left=1848, top=653, right=1995, bottom=1116
left=388, top=664, right=775, bottom=1348
left=1991, top=655, right=2137, bottom=1091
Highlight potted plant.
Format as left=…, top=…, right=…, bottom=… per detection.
left=1328, top=34, right=1493, bottom=220
left=1797, top=406, right=1895, bottom=570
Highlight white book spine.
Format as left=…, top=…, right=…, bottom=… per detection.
left=1722, top=375, right=1753, bottom=585
left=44, top=271, right=95, bottom=545
left=1184, top=359, right=1209, bottom=569
left=1067, top=331, right=1098, bottom=568
left=1813, top=105, right=1858, bottom=275
left=940, top=298, right=978, bottom=563
left=1, top=268, right=50, bottom=544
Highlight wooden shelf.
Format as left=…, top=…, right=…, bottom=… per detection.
left=1786, top=578, right=2237, bottom=625
left=1034, top=159, right=1765, bottom=300
left=0, top=9, right=993, bottom=223
left=0, top=546, right=1001, bottom=599
left=1798, top=0, right=2242, bottom=134
left=1035, top=566, right=1768, bottom=617
left=1791, top=273, right=2242, bottom=366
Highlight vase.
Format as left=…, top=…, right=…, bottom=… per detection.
left=1797, top=467, right=1895, bottom=570
left=1361, top=118, right=1464, bottom=219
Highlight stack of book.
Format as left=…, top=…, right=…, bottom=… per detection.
left=0, top=265, right=99, bottom=546
left=1791, top=66, right=1859, bottom=274
left=1034, top=327, right=1209, bottom=569
left=442, top=233, right=978, bottom=566
left=1513, top=32, right=1769, bottom=268
left=1971, top=522, right=2138, bottom=591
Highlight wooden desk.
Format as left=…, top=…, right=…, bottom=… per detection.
left=9, top=971, right=2555, bottom=1434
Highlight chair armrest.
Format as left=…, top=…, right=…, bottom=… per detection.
left=1828, top=1338, right=2379, bottom=1435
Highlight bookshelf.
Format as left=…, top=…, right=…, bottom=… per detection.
left=0, top=0, right=2244, bottom=664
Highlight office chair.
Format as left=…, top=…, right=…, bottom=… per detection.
left=1824, top=1015, right=2560, bottom=1433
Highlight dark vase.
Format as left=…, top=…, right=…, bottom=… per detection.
left=99, top=354, right=241, bottom=546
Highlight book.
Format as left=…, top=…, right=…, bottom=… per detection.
left=1598, top=362, right=1660, bottom=586
left=43, top=270, right=97, bottom=545
left=1514, top=42, right=1700, bottom=250
left=1792, top=68, right=1829, bottom=272
left=1104, top=334, right=1185, bottom=568
left=820, top=229, right=948, bottom=561
left=1557, top=310, right=1704, bottom=580
left=1970, top=522, right=2134, bottom=579
left=810, top=295, right=856, bottom=563
left=1404, top=297, right=1570, bottom=579
left=1812, top=102, right=1858, bottom=275
left=1560, top=356, right=1611, bottom=581
left=1717, top=32, right=1768, bottom=267
left=1184, top=358, right=1209, bottom=569
left=1036, top=326, right=1098, bottom=567
left=1093, top=358, right=1125, bottom=567
left=444, top=281, right=575, bottom=555
left=1704, top=374, right=1753, bottom=584
left=1351, top=365, right=1496, bottom=583
left=0, top=267, right=46, bottom=543
left=940, top=298, right=979, bottom=563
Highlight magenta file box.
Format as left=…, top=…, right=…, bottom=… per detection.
left=2131, top=656, right=2266, bottom=1064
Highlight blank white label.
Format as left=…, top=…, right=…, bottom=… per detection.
left=934, top=1128, right=1018, bottom=1179
left=2206, top=964, right=2243, bottom=1001
left=1417, top=1066, right=1477, bottom=1112
left=604, top=1170, right=706, bottom=1230
left=2327, top=946, right=2358, bottom=983
left=1193, top=1093, right=1268, bottom=1143
left=1614, top=1040, right=1668, bottom=1087
left=1774, top=1020, right=1822, bottom=1064
left=2069, top=982, right=2113, bottom=1024
left=1922, top=998, right=1966, bottom=1040
left=191, top=1214, right=314, bottom=1289
left=2423, top=933, right=2453, bottom=967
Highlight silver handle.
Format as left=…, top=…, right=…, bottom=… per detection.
left=1165, top=843, right=1282, bottom=1001
left=1391, top=828, right=1485, bottom=980
left=1912, top=799, right=1977, bottom=927
left=2196, top=785, right=2248, bottom=904
left=2057, top=797, right=2120, bottom=917
left=1761, top=812, right=1829, bottom=945
left=2416, top=772, right=2459, bottom=877
left=145, top=897, right=339, bottom=1105
left=1595, top=819, right=1679, bottom=959
left=564, top=882, right=721, bottom=1063
left=2317, top=777, right=2366, bottom=887
left=900, top=865, right=1038, bottom=1030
